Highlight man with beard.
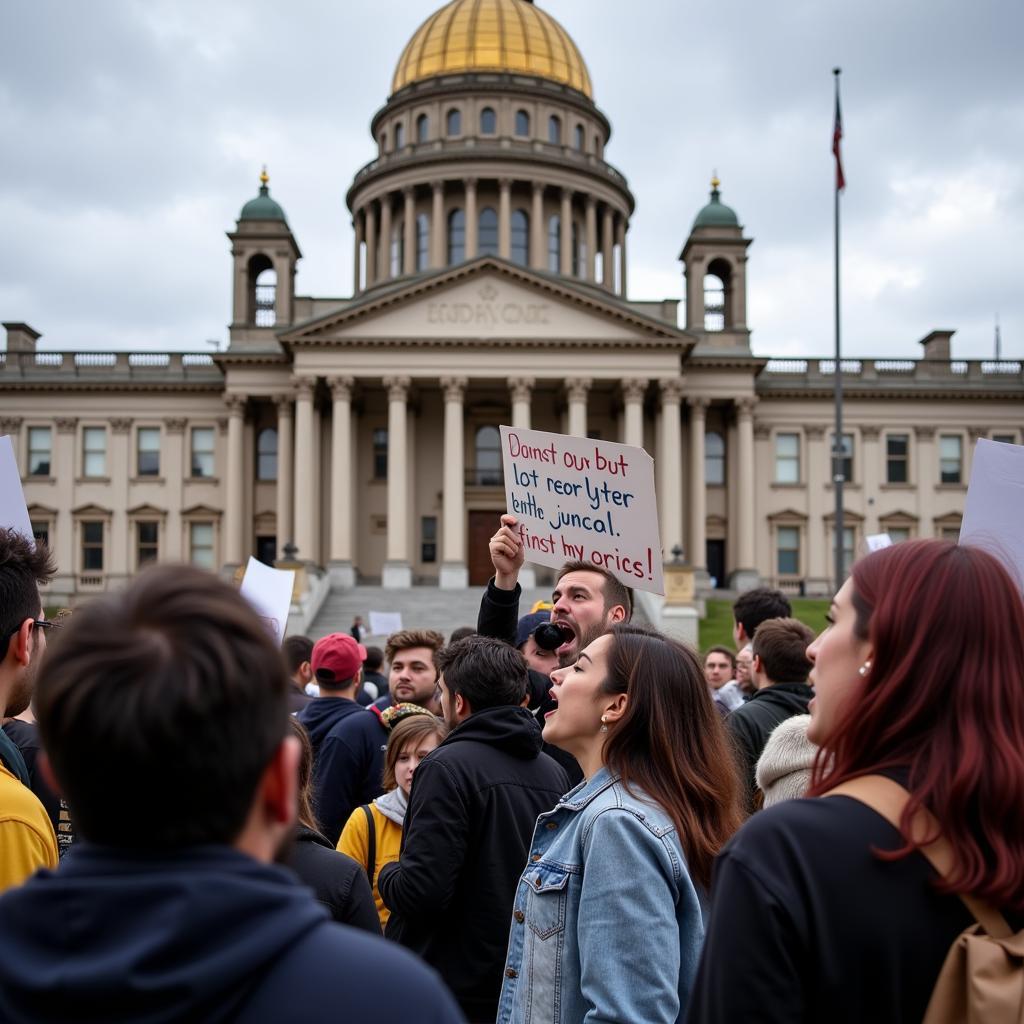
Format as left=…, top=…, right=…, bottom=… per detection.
left=0, top=528, right=59, bottom=891
left=477, top=513, right=633, bottom=782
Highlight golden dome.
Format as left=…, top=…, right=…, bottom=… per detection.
left=392, top=0, right=593, bottom=99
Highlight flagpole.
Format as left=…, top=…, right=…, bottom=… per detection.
left=832, top=67, right=845, bottom=591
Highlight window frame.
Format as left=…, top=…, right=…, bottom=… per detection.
left=478, top=206, right=499, bottom=257
left=256, top=427, right=278, bottom=482
left=479, top=107, right=497, bottom=135
left=190, top=426, right=216, bottom=479
left=421, top=516, right=437, bottom=564
left=548, top=114, right=561, bottom=145
left=776, top=525, right=801, bottom=577
left=136, top=519, right=160, bottom=569
left=547, top=214, right=560, bottom=272
left=774, top=432, right=801, bottom=484
left=373, top=427, right=388, bottom=480
left=446, top=108, right=461, bottom=137
left=510, top=208, right=529, bottom=266
left=514, top=109, right=530, bottom=137
left=136, top=426, right=161, bottom=478
left=82, top=426, right=108, bottom=479
left=188, top=521, right=216, bottom=569
left=394, top=121, right=405, bottom=149
left=415, top=114, right=428, bottom=144
left=939, top=434, right=963, bottom=485
left=81, top=520, right=105, bottom=572
left=447, top=208, right=466, bottom=264
left=27, top=425, right=52, bottom=477
left=415, top=213, right=429, bottom=271
left=705, top=431, right=725, bottom=486
left=885, top=432, right=910, bottom=484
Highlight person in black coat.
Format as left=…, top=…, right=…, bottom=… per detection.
left=379, top=637, right=569, bottom=1024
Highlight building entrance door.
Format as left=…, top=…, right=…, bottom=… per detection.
left=706, top=539, right=726, bottom=589
left=468, top=511, right=504, bottom=585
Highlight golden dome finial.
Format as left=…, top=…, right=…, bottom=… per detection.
left=259, top=166, right=269, bottom=188
left=711, top=171, right=720, bottom=191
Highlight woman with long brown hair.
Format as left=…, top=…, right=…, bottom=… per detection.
left=496, top=624, right=742, bottom=1024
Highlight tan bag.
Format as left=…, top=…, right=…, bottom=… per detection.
left=825, top=774, right=1024, bottom=1024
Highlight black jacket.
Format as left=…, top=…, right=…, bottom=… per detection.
left=287, top=683, right=312, bottom=714
left=726, top=681, right=814, bottom=810
left=476, top=577, right=582, bottom=785
left=286, top=825, right=381, bottom=934
left=296, top=696, right=363, bottom=754
left=0, top=844, right=464, bottom=1023
left=379, top=705, right=568, bottom=1022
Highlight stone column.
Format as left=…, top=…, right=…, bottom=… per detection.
left=403, top=188, right=416, bottom=275
left=805, top=425, right=829, bottom=594
left=327, top=377, right=355, bottom=586
left=915, top=426, right=936, bottom=538
left=274, top=393, right=294, bottom=559
left=465, top=178, right=478, bottom=259
left=530, top=184, right=544, bottom=269
left=566, top=377, right=591, bottom=438
left=162, top=418, right=186, bottom=560
left=861, top=425, right=881, bottom=536
left=585, top=196, right=597, bottom=281
left=440, top=377, right=468, bottom=588
left=293, top=377, right=316, bottom=563
left=431, top=180, right=445, bottom=269
left=559, top=189, right=573, bottom=276
left=498, top=178, right=511, bottom=260
left=353, top=211, right=363, bottom=294
left=109, top=418, right=132, bottom=581
left=54, top=418, right=78, bottom=591
left=687, top=397, right=709, bottom=578
left=378, top=193, right=392, bottom=281
left=658, top=380, right=684, bottom=560
left=364, top=203, right=377, bottom=288
left=509, top=377, right=534, bottom=429
left=732, top=397, right=759, bottom=589
left=601, top=205, right=614, bottom=290
left=616, top=215, right=628, bottom=296
left=622, top=379, right=647, bottom=448
left=383, top=376, right=412, bottom=587
left=224, top=395, right=246, bottom=568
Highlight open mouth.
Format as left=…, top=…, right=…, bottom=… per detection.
left=552, top=618, right=577, bottom=654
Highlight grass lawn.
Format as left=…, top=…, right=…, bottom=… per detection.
left=699, top=598, right=831, bottom=652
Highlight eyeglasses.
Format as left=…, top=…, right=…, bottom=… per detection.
left=31, top=619, right=62, bottom=631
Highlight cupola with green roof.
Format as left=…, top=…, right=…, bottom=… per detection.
left=239, top=168, right=287, bottom=223
left=692, top=175, right=739, bottom=229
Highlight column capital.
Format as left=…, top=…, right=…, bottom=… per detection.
left=585, top=194, right=597, bottom=210
left=217, top=417, right=229, bottom=435
left=328, top=376, right=355, bottom=401
left=967, top=425, right=988, bottom=440
left=402, top=185, right=415, bottom=199
left=440, top=376, right=468, bottom=402
left=430, top=179, right=444, bottom=193
left=805, top=425, right=827, bottom=440
left=532, top=181, right=544, bottom=196
left=658, top=378, right=685, bottom=404
left=565, top=377, right=592, bottom=402
left=686, top=395, right=710, bottom=412
left=110, top=417, right=133, bottom=434
left=0, top=416, right=23, bottom=434
left=55, top=416, right=79, bottom=434
left=272, top=392, right=295, bottom=414
left=164, top=418, right=188, bottom=434
left=498, top=177, right=512, bottom=189
left=292, top=376, right=317, bottom=400
left=754, top=424, right=771, bottom=440
left=561, top=186, right=573, bottom=201
left=463, top=177, right=477, bottom=190
left=860, top=425, right=882, bottom=440
left=915, top=425, right=936, bottom=440
left=383, top=375, right=411, bottom=402
left=621, top=378, right=648, bottom=403
left=735, top=396, right=758, bottom=417
left=509, top=376, right=535, bottom=402
left=224, top=393, right=248, bottom=415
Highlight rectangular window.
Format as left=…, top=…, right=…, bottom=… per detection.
left=190, top=428, right=215, bottom=478
left=82, top=427, right=107, bottom=478
left=81, top=521, right=104, bottom=571
left=31, top=521, right=50, bottom=550
left=830, top=432, right=854, bottom=483
left=189, top=522, right=215, bottom=569
left=941, top=526, right=960, bottom=541
left=939, top=435, right=962, bottom=484
left=136, top=521, right=159, bottom=566
left=421, top=516, right=437, bottom=563
left=373, top=428, right=388, bottom=480
left=886, top=434, right=909, bottom=484
left=833, top=526, right=855, bottom=578
left=777, top=526, right=800, bottom=575
left=136, top=427, right=161, bottom=476
left=774, top=433, right=800, bottom=483
left=992, top=434, right=1016, bottom=445
left=886, top=526, right=911, bottom=544
left=28, top=426, right=52, bottom=476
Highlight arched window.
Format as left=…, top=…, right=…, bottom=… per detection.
left=571, top=221, right=581, bottom=277
left=548, top=115, right=561, bottom=144
left=446, top=108, right=461, bottom=136
left=476, top=426, right=503, bottom=485
left=249, top=254, right=275, bottom=326
left=478, top=207, right=498, bottom=256
left=257, top=428, right=278, bottom=481
left=415, top=213, right=429, bottom=271
left=390, top=223, right=404, bottom=277
left=448, top=208, right=465, bottom=264
left=510, top=209, right=529, bottom=265
left=515, top=109, right=530, bottom=137
left=574, top=124, right=584, bottom=151
left=394, top=122, right=405, bottom=149
left=480, top=107, right=497, bottom=134
left=547, top=215, right=560, bottom=271
left=416, top=113, right=429, bottom=143
left=704, top=258, right=731, bottom=331
left=705, top=431, right=725, bottom=485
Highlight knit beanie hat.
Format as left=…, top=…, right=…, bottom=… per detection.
left=515, top=610, right=551, bottom=650
left=755, top=714, right=818, bottom=808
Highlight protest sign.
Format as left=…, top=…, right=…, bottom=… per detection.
left=0, top=435, right=34, bottom=545
left=369, top=610, right=403, bottom=636
left=239, top=556, right=294, bottom=647
left=864, top=533, right=893, bottom=553
left=499, top=425, right=664, bottom=595
left=960, top=437, right=1024, bottom=591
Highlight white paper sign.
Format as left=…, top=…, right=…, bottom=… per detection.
left=499, top=424, right=664, bottom=595
left=369, top=611, right=403, bottom=636
left=864, top=533, right=893, bottom=553
left=239, top=557, right=294, bottom=648
left=0, top=436, right=34, bottom=544
left=960, top=438, right=1024, bottom=591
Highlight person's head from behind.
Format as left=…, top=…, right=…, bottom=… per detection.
left=435, top=635, right=528, bottom=730
left=0, top=528, right=57, bottom=717
left=382, top=713, right=448, bottom=798
left=805, top=539, right=1024, bottom=907
left=283, top=635, right=314, bottom=688
left=363, top=645, right=384, bottom=674
left=703, top=646, right=735, bottom=689
left=448, top=626, right=477, bottom=644
left=35, top=565, right=296, bottom=860
left=385, top=629, right=444, bottom=709
left=551, top=561, right=633, bottom=666
left=311, top=633, right=365, bottom=695
left=750, top=618, right=814, bottom=689
left=732, top=587, right=791, bottom=648
left=288, top=716, right=319, bottom=834
left=515, top=610, right=559, bottom=677
left=735, top=643, right=754, bottom=693
left=545, top=625, right=742, bottom=887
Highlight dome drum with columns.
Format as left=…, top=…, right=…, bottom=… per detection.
left=2, top=0, right=1021, bottom=614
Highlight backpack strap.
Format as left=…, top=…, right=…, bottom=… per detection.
left=360, top=804, right=377, bottom=889
left=824, top=775, right=1012, bottom=939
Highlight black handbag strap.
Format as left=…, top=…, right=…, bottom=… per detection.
left=361, top=804, right=377, bottom=888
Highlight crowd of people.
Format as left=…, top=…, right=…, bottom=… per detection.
left=1, top=512, right=1022, bottom=1022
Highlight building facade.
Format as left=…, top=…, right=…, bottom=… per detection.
left=3, top=0, right=1022, bottom=605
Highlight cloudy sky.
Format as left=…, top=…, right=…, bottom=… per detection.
left=2, top=0, right=1021, bottom=359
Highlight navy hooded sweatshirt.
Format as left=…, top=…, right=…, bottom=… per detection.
left=0, top=843, right=464, bottom=1024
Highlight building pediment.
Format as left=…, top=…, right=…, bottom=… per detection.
left=281, top=257, right=691, bottom=350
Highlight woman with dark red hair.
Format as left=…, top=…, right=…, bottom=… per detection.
left=686, top=539, right=1024, bottom=1024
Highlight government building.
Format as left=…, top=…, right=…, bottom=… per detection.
left=3, top=0, right=1022, bottom=609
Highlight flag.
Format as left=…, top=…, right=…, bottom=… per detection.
left=832, top=91, right=845, bottom=192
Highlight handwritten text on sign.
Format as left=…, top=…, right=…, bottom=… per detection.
left=499, top=425, right=664, bottom=596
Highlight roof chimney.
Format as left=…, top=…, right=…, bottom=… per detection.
left=3, top=323, right=41, bottom=353
left=919, top=329, right=954, bottom=361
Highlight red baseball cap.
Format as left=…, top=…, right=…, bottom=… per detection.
left=311, top=633, right=367, bottom=684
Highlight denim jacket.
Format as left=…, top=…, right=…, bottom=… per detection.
left=496, top=766, right=706, bottom=1024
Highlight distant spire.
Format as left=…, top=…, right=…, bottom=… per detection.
left=710, top=170, right=721, bottom=201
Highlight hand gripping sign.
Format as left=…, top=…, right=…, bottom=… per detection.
left=500, top=425, right=664, bottom=596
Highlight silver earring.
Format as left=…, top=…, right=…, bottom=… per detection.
left=600, top=715, right=608, bottom=734
left=858, top=661, right=872, bottom=677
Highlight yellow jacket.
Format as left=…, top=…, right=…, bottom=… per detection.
left=0, top=762, right=58, bottom=893
left=338, top=802, right=402, bottom=929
